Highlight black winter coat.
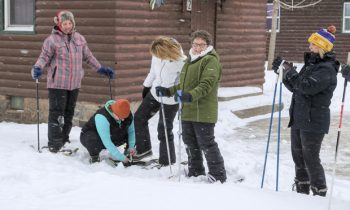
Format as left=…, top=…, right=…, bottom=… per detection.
left=283, top=52, right=339, bottom=134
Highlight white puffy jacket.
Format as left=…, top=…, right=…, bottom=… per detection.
left=143, top=55, right=186, bottom=105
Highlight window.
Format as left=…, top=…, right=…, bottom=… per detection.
left=266, top=3, right=280, bottom=32
left=343, top=3, right=350, bottom=33
left=1, top=0, right=34, bottom=32
left=10, top=96, right=24, bottom=110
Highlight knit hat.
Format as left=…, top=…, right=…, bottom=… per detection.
left=111, top=99, right=130, bottom=119
left=54, top=10, right=75, bottom=30
left=308, top=25, right=336, bottom=52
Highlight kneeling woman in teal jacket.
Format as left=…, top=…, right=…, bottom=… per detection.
left=80, top=99, right=135, bottom=164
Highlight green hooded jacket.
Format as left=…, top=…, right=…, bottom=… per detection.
left=169, top=49, right=221, bottom=123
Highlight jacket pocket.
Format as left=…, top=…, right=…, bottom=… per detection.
left=52, top=66, right=57, bottom=81
left=55, top=42, right=67, bottom=54
left=73, top=39, right=85, bottom=53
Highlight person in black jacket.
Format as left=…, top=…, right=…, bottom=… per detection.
left=272, top=25, right=339, bottom=196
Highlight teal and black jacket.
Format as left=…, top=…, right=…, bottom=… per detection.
left=81, top=100, right=135, bottom=161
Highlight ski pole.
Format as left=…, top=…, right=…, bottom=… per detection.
left=327, top=78, right=348, bottom=210
left=276, top=65, right=283, bottom=192
left=261, top=72, right=279, bottom=188
left=261, top=60, right=284, bottom=189
left=177, top=90, right=183, bottom=182
left=36, top=79, right=41, bottom=152
left=159, top=93, right=173, bottom=177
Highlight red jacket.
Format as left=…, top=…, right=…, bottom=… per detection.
left=35, top=28, right=101, bottom=90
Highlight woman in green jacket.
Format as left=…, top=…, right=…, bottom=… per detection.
left=156, top=30, right=226, bottom=183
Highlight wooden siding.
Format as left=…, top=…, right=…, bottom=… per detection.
left=216, top=0, right=267, bottom=87
left=267, top=0, right=350, bottom=64
left=191, top=0, right=216, bottom=41
left=115, top=0, right=191, bottom=101
left=0, top=0, right=268, bottom=105
left=0, top=0, right=116, bottom=104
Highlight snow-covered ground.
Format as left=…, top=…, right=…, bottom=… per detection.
left=1, top=69, right=349, bottom=210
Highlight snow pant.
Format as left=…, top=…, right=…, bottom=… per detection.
left=291, top=128, right=327, bottom=192
left=48, top=88, right=79, bottom=150
left=134, top=93, right=178, bottom=165
left=80, top=129, right=127, bottom=157
left=182, top=121, right=227, bottom=182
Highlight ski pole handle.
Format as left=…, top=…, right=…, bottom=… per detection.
left=177, top=90, right=182, bottom=103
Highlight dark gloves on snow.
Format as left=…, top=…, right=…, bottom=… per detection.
left=97, top=66, right=115, bottom=79
left=142, top=86, right=151, bottom=99
left=122, top=159, right=132, bottom=167
left=155, top=86, right=171, bottom=97
left=341, top=64, right=350, bottom=81
left=272, top=56, right=283, bottom=74
left=175, top=90, right=192, bottom=103
left=31, top=66, right=42, bottom=80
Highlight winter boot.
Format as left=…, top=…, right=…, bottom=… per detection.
left=311, top=186, right=327, bottom=197
left=187, top=169, right=205, bottom=178
left=62, top=138, right=71, bottom=146
left=89, top=155, right=101, bottom=164
left=292, top=179, right=310, bottom=195
left=207, top=173, right=226, bottom=184
left=48, top=147, right=59, bottom=153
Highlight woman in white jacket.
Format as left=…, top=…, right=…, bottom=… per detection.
left=134, top=36, right=186, bottom=165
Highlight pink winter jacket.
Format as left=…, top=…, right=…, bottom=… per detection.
left=35, top=28, right=101, bottom=90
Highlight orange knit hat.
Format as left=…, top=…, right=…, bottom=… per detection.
left=111, top=99, right=130, bottom=119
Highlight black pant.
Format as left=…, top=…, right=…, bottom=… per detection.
left=80, top=130, right=105, bottom=157
left=291, top=128, right=327, bottom=190
left=48, top=88, right=79, bottom=149
left=182, top=121, right=226, bottom=182
left=134, top=93, right=178, bottom=165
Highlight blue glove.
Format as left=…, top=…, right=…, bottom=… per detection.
left=175, top=90, right=192, bottom=103
left=97, top=66, right=115, bottom=79
left=31, top=66, right=42, bottom=80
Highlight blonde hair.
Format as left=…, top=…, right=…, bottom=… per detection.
left=319, top=48, right=325, bottom=59
left=150, top=36, right=183, bottom=61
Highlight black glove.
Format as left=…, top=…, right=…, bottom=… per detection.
left=122, top=158, right=132, bottom=167
left=282, top=61, right=296, bottom=80
left=341, top=64, right=350, bottom=81
left=272, top=56, right=283, bottom=74
left=97, top=66, right=115, bottom=79
left=175, top=90, right=192, bottom=103
left=155, top=86, right=171, bottom=97
left=142, top=86, right=151, bottom=99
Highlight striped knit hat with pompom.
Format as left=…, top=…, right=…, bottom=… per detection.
left=308, top=25, right=336, bottom=52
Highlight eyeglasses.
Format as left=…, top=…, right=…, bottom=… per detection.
left=192, top=43, right=207, bottom=48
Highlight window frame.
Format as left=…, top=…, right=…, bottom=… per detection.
left=343, top=2, right=350, bottom=33
left=266, top=3, right=280, bottom=33
left=2, top=0, right=35, bottom=33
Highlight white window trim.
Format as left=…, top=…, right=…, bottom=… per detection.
left=343, top=2, right=350, bottom=33
left=4, top=0, right=34, bottom=32
left=267, top=3, right=280, bottom=33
